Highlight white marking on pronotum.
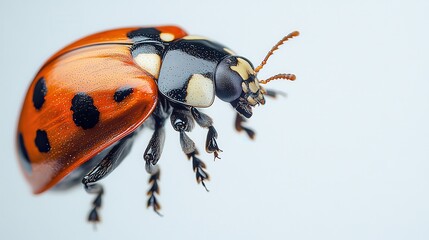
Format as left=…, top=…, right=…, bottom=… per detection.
left=134, top=53, right=161, bottom=79
left=160, top=33, right=175, bottom=42
left=186, top=74, right=214, bottom=107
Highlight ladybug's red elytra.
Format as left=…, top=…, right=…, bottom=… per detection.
left=17, top=26, right=299, bottom=223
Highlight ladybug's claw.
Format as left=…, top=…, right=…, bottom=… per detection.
left=192, top=155, right=210, bottom=192
left=206, top=126, right=222, bottom=160
left=88, top=207, right=100, bottom=223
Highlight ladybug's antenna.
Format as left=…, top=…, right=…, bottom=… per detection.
left=254, top=31, right=299, bottom=74
left=255, top=31, right=299, bottom=85
left=259, top=73, right=296, bottom=84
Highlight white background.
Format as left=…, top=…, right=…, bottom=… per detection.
left=1, top=0, right=428, bottom=239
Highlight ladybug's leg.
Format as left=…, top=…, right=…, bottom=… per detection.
left=143, top=98, right=171, bottom=215
left=233, top=89, right=286, bottom=139
left=190, top=107, right=222, bottom=160
left=234, top=113, right=256, bottom=140
left=83, top=184, right=103, bottom=224
left=170, top=106, right=210, bottom=191
left=144, top=99, right=169, bottom=169
left=264, top=89, right=287, bottom=99
left=144, top=123, right=164, bottom=215
left=82, top=133, right=135, bottom=223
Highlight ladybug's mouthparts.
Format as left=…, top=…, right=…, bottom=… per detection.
left=231, top=97, right=253, bottom=118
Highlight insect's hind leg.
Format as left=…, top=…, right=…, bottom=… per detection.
left=83, top=183, right=103, bottom=223
left=82, top=133, right=135, bottom=223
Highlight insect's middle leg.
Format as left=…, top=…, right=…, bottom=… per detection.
left=143, top=122, right=165, bottom=215
left=143, top=98, right=170, bottom=215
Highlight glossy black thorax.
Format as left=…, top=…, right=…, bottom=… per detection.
left=130, top=32, right=234, bottom=108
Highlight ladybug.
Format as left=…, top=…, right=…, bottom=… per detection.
left=16, top=26, right=299, bottom=223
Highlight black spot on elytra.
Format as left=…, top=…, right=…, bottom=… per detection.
left=127, top=28, right=162, bottom=42
left=114, top=87, right=133, bottom=102
left=18, top=133, right=32, bottom=172
left=33, top=77, right=47, bottom=110
left=35, top=129, right=51, bottom=153
left=70, top=93, right=100, bottom=129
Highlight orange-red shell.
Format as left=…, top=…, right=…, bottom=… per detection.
left=17, top=26, right=188, bottom=194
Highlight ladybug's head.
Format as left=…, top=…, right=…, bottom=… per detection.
left=214, top=31, right=299, bottom=118
left=215, top=56, right=265, bottom=118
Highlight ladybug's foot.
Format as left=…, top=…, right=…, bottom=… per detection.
left=191, top=153, right=210, bottom=192
left=143, top=100, right=171, bottom=215
left=190, top=107, right=222, bottom=160
left=88, top=192, right=102, bottom=223
left=206, top=126, right=222, bottom=160
left=180, top=131, right=210, bottom=192
left=83, top=184, right=104, bottom=224
left=146, top=165, right=162, bottom=216
left=235, top=113, right=256, bottom=139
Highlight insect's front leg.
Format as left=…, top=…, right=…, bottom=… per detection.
left=190, top=107, right=222, bottom=159
left=234, top=113, right=256, bottom=140
left=170, top=105, right=210, bottom=191
left=233, top=88, right=287, bottom=139
left=263, top=89, right=287, bottom=99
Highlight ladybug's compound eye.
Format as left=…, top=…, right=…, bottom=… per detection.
left=215, top=56, right=255, bottom=102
